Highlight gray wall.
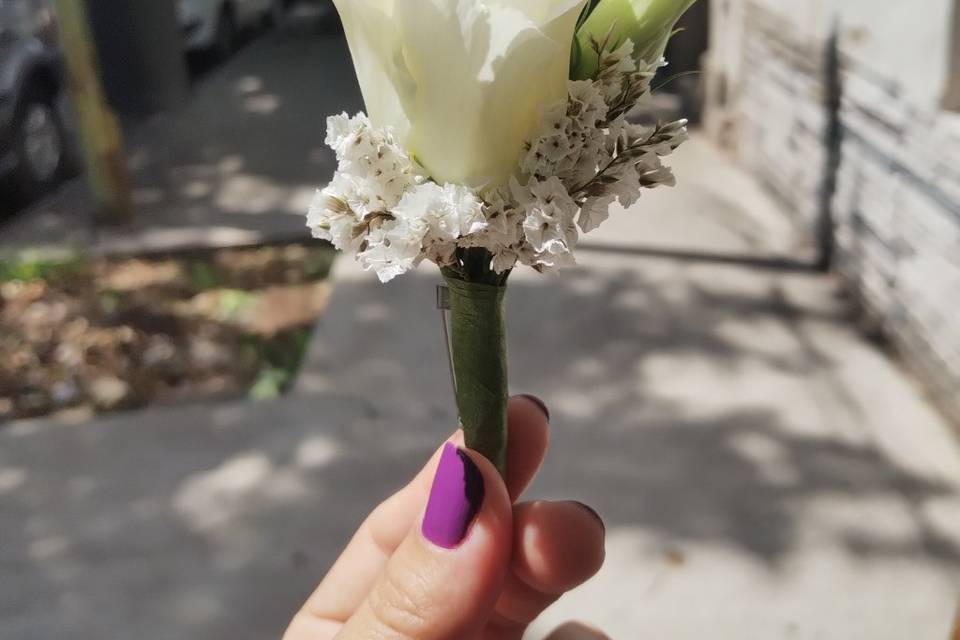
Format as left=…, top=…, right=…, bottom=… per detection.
left=704, top=0, right=960, bottom=424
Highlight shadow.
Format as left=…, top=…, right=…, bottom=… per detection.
left=2, top=258, right=960, bottom=638
left=547, top=410, right=957, bottom=562
left=302, top=261, right=960, bottom=561
left=577, top=242, right=818, bottom=273
left=1, top=14, right=959, bottom=629
left=814, top=24, right=842, bottom=271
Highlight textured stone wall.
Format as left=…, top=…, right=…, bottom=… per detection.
left=705, top=0, right=960, bottom=422
left=735, top=3, right=829, bottom=235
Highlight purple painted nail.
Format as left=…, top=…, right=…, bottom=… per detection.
left=422, top=443, right=485, bottom=549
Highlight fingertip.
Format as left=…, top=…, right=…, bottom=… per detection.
left=518, top=393, right=550, bottom=421
left=422, top=444, right=486, bottom=549
left=505, top=395, right=551, bottom=500
left=458, top=446, right=513, bottom=528
left=419, top=445, right=513, bottom=552
left=343, top=447, right=514, bottom=639
left=440, top=448, right=514, bottom=583
left=406, top=429, right=465, bottom=493
left=512, top=500, right=606, bottom=594
left=545, top=621, right=612, bottom=640
left=570, top=501, right=605, bottom=534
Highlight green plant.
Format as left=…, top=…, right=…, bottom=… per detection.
left=0, top=252, right=85, bottom=283
left=249, top=367, right=290, bottom=400
left=215, top=289, right=259, bottom=322
left=303, top=247, right=337, bottom=280
left=246, top=328, right=312, bottom=401
left=187, top=261, right=222, bottom=291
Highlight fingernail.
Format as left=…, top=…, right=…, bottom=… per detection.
left=422, top=443, right=485, bottom=549
left=520, top=394, right=550, bottom=421
left=571, top=501, right=605, bottom=533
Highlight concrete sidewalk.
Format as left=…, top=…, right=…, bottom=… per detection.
left=3, top=143, right=960, bottom=639
left=299, top=137, right=960, bottom=638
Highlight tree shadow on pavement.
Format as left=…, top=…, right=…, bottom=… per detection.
left=2, top=257, right=959, bottom=639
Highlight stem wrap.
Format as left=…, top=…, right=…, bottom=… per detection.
left=443, top=274, right=509, bottom=476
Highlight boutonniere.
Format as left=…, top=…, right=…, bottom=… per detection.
left=309, top=0, right=697, bottom=473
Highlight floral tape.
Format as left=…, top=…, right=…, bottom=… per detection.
left=443, top=273, right=509, bottom=475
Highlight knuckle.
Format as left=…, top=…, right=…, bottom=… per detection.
left=367, top=560, right=439, bottom=638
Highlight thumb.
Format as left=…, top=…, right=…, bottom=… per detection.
left=337, top=443, right=513, bottom=639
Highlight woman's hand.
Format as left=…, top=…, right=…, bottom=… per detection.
left=283, top=395, right=608, bottom=639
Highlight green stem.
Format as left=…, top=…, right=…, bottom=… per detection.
left=443, top=273, right=509, bottom=476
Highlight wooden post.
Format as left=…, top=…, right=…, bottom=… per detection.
left=54, top=0, right=132, bottom=224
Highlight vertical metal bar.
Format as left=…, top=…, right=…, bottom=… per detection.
left=436, top=284, right=457, bottom=397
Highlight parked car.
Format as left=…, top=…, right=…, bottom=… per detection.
left=0, top=0, right=75, bottom=204
left=177, top=0, right=285, bottom=58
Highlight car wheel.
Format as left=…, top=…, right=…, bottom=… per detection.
left=212, top=5, right=237, bottom=60
left=7, top=86, right=65, bottom=203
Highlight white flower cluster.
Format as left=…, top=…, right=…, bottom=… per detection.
left=307, top=40, right=688, bottom=282
left=307, top=113, right=487, bottom=282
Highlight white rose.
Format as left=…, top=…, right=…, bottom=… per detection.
left=332, top=0, right=586, bottom=189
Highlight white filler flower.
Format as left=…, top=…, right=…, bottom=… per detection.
left=308, top=38, right=688, bottom=282
left=332, top=0, right=586, bottom=189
